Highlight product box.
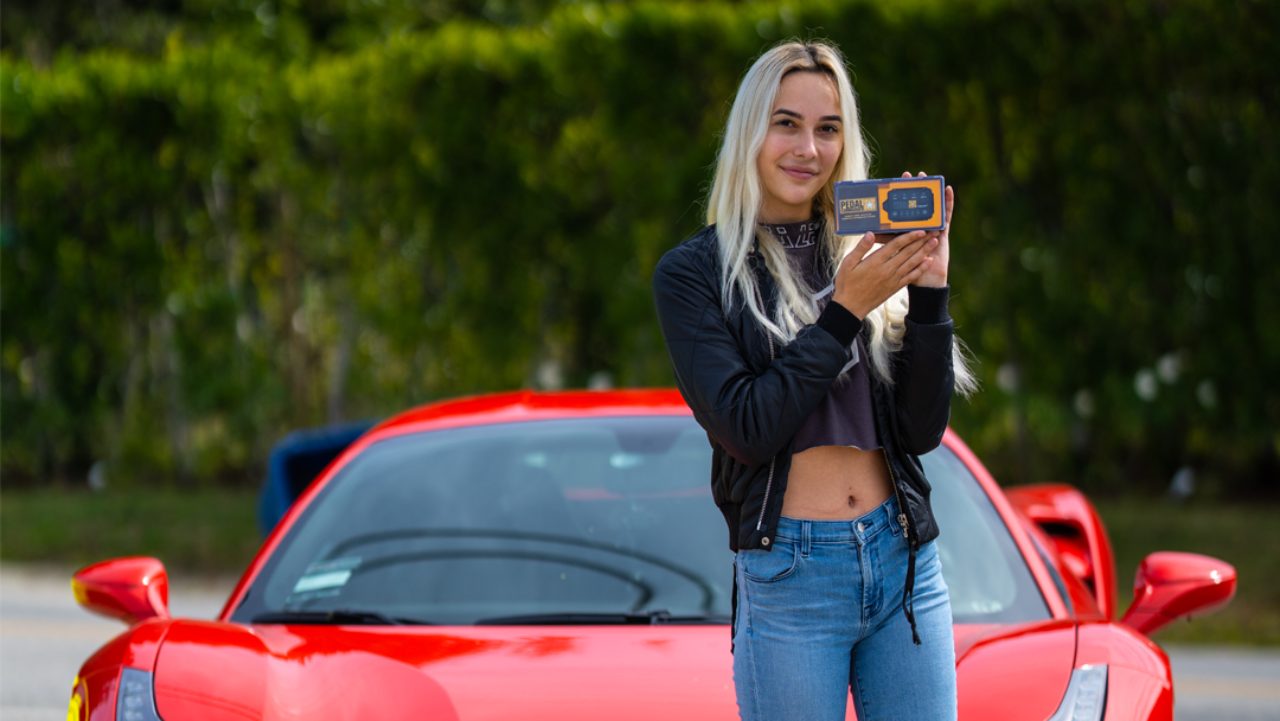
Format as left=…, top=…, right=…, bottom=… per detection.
left=834, top=176, right=946, bottom=235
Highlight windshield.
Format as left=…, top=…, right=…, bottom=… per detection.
left=920, top=448, right=1048, bottom=622
left=232, top=416, right=1046, bottom=625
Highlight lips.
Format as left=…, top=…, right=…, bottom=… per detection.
left=781, top=166, right=819, bottom=180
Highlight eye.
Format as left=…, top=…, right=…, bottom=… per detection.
left=774, top=118, right=797, bottom=128
left=820, top=124, right=841, bottom=134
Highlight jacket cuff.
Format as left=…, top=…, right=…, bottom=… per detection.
left=906, top=285, right=951, bottom=324
left=816, top=300, right=863, bottom=347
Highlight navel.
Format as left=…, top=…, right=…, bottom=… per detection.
left=846, top=494, right=858, bottom=508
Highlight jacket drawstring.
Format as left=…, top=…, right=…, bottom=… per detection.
left=730, top=561, right=739, bottom=653
left=902, top=544, right=921, bottom=645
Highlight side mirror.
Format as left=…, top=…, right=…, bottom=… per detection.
left=72, top=556, right=170, bottom=625
left=1120, top=551, right=1236, bottom=636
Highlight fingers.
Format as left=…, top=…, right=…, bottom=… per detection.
left=874, top=233, right=934, bottom=285
left=884, top=229, right=927, bottom=247
left=854, top=231, right=875, bottom=257
left=897, top=235, right=938, bottom=277
left=835, top=227, right=934, bottom=313
left=836, top=232, right=876, bottom=276
left=905, top=256, right=933, bottom=284
left=878, top=230, right=930, bottom=261
left=904, top=170, right=952, bottom=233
left=876, top=231, right=935, bottom=279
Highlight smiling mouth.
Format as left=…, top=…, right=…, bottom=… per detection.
left=782, top=167, right=818, bottom=180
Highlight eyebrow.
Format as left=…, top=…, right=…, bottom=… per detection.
left=773, top=108, right=842, bottom=122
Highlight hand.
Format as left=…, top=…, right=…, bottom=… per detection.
left=831, top=229, right=938, bottom=319
left=899, top=170, right=952, bottom=288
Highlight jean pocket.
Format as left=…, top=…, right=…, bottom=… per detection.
left=739, top=541, right=799, bottom=583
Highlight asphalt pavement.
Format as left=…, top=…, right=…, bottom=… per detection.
left=1, top=562, right=232, bottom=721
left=2, top=562, right=1276, bottom=720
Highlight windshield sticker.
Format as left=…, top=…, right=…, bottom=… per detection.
left=292, top=556, right=361, bottom=594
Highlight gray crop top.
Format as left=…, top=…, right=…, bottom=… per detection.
left=761, top=218, right=882, bottom=453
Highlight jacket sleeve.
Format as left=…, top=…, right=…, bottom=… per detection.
left=892, top=284, right=956, bottom=455
left=652, top=244, right=861, bottom=467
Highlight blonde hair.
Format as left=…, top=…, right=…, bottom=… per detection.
left=707, top=40, right=976, bottom=395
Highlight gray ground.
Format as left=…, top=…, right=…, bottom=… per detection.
left=1, top=563, right=232, bottom=721
left=2, top=562, right=1276, bottom=720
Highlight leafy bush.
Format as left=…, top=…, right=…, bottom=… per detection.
left=3, top=0, right=1277, bottom=496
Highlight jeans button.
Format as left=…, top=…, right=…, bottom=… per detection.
left=761, top=536, right=770, bottom=547
left=856, top=521, right=866, bottom=534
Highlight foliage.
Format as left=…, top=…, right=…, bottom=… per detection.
left=0, top=486, right=262, bottom=573
left=2, top=0, right=1278, bottom=495
left=1097, top=498, right=1280, bottom=646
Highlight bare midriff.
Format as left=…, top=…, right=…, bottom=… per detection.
left=780, top=445, right=894, bottom=520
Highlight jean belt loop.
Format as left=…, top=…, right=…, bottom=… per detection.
left=800, top=519, right=811, bottom=557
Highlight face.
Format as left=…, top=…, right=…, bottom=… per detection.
left=755, top=70, right=844, bottom=223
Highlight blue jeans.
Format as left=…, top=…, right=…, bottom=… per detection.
left=732, top=496, right=956, bottom=721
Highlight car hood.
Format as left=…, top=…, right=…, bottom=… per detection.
left=154, top=620, right=1077, bottom=720
left=154, top=620, right=737, bottom=720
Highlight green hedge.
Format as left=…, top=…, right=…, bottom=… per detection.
left=3, top=0, right=1278, bottom=495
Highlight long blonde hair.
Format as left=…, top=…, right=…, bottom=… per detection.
left=707, top=40, right=976, bottom=395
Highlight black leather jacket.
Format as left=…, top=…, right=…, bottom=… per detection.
left=652, top=225, right=956, bottom=644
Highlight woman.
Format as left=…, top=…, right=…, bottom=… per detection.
left=652, top=41, right=977, bottom=721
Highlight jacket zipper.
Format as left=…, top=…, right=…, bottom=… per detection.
left=756, top=330, right=777, bottom=539
left=883, top=452, right=912, bottom=543
left=756, top=460, right=776, bottom=537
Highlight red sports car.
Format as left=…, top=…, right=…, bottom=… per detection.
left=68, top=389, right=1236, bottom=720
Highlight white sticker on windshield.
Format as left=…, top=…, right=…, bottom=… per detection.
left=292, top=556, right=361, bottom=594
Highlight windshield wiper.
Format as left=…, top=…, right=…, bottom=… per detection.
left=250, top=608, right=433, bottom=626
left=473, top=610, right=730, bottom=625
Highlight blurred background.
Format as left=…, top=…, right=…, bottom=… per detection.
left=2, top=0, right=1277, bottom=647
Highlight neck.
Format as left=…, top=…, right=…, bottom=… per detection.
left=758, top=199, right=818, bottom=225
left=758, top=210, right=811, bottom=224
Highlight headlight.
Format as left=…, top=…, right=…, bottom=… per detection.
left=1047, top=664, right=1108, bottom=721
left=117, top=668, right=163, bottom=721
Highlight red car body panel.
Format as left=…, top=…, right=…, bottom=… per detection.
left=1015, top=517, right=1107, bottom=622
left=72, top=389, right=1234, bottom=720
left=954, top=620, right=1076, bottom=720
left=132, top=620, right=1073, bottom=721
left=1076, top=622, right=1174, bottom=718
left=1005, top=484, right=1120, bottom=618
left=154, top=622, right=735, bottom=720
left=80, top=619, right=169, bottom=721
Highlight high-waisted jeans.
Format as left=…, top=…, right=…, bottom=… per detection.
left=732, top=495, right=956, bottom=721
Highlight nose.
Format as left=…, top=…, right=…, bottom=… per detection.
left=792, top=130, right=818, bottom=158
